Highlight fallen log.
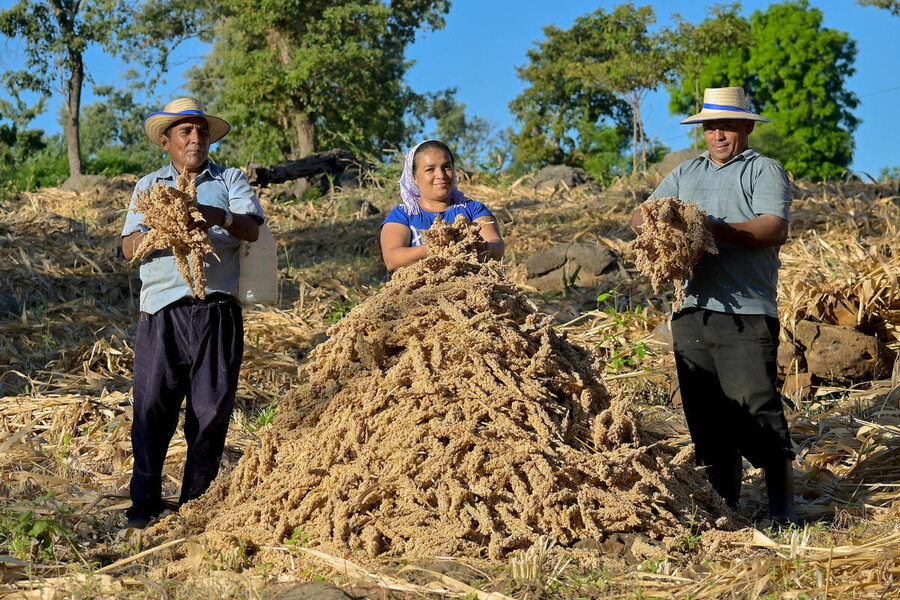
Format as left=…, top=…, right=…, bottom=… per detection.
left=246, top=149, right=358, bottom=186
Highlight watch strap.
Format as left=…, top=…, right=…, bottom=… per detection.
left=222, top=210, right=234, bottom=228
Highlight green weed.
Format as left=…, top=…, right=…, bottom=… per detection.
left=676, top=495, right=703, bottom=553
left=0, top=494, right=80, bottom=563
left=594, top=290, right=650, bottom=373
left=326, top=295, right=359, bottom=322
left=286, top=527, right=309, bottom=549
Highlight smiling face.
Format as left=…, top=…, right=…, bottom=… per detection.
left=703, top=119, right=755, bottom=165
left=413, top=147, right=455, bottom=206
left=160, top=116, right=211, bottom=176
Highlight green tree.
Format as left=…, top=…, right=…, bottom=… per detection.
left=856, top=0, right=900, bottom=15
left=667, top=1, right=858, bottom=179
left=80, top=82, right=163, bottom=176
left=508, top=9, right=631, bottom=172
left=422, top=88, right=499, bottom=170
left=188, top=0, right=449, bottom=166
left=0, top=95, right=46, bottom=168
left=571, top=3, right=673, bottom=174
left=669, top=3, right=750, bottom=148
left=0, top=0, right=208, bottom=179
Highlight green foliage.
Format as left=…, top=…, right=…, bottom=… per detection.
left=572, top=3, right=674, bottom=174
left=0, top=494, right=79, bottom=562
left=0, top=0, right=208, bottom=177
left=254, top=404, right=277, bottom=428
left=286, top=527, right=309, bottom=548
left=0, top=134, right=69, bottom=191
left=0, top=95, right=46, bottom=160
left=667, top=1, right=859, bottom=179
left=0, top=95, right=59, bottom=190
left=746, top=1, right=859, bottom=179
left=509, top=2, right=672, bottom=175
left=508, top=8, right=632, bottom=172
left=879, top=166, right=900, bottom=181
left=668, top=3, right=750, bottom=148
left=675, top=495, right=703, bottom=553
left=580, top=123, right=630, bottom=183
left=594, top=290, right=649, bottom=373
left=856, top=0, right=900, bottom=15
left=80, top=83, right=164, bottom=175
left=419, top=87, right=504, bottom=171
left=188, top=0, right=450, bottom=166
left=326, top=294, right=359, bottom=323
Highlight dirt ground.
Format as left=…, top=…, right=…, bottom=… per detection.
left=1, top=174, right=899, bottom=598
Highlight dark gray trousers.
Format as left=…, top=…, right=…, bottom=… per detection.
left=671, top=307, right=793, bottom=470
left=127, top=294, right=243, bottom=520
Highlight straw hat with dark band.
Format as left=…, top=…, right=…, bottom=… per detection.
left=681, top=86, right=770, bottom=124
left=143, top=97, right=231, bottom=148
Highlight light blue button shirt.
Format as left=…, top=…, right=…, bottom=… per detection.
left=649, top=148, right=792, bottom=318
left=122, top=161, right=264, bottom=314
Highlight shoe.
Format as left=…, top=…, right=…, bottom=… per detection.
left=765, top=458, right=799, bottom=525
left=124, top=516, right=151, bottom=530
left=705, top=455, right=743, bottom=507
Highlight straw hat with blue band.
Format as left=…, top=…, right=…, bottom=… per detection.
left=680, top=86, right=771, bottom=124
left=143, top=97, right=232, bottom=148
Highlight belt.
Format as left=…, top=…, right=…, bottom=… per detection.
left=168, top=292, right=234, bottom=308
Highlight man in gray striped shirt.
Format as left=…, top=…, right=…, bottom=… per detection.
left=631, top=87, right=797, bottom=524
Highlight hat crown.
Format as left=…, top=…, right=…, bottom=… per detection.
left=143, top=97, right=231, bottom=148
left=162, top=97, right=205, bottom=115
left=702, top=87, right=750, bottom=111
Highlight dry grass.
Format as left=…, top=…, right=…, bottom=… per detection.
left=0, top=173, right=898, bottom=598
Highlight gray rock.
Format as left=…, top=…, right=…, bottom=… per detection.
left=526, top=245, right=570, bottom=278
left=337, top=166, right=362, bottom=189
left=533, top=164, right=593, bottom=192
left=794, top=320, right=895, bottom=383
left=271, top=582, right=357, bottom=599
left=60, top=174, right=108, bottom=192
left=566, top=243, right=617, bottom=275
left=777, top=339, right=805, bottom=375
left=526, top=243, right=620, bottom=290
left=349, top=198, right=380, bottom=215
left=653, top=148, right=704, bottom=178
left=527, top=267, right=569, bottom=291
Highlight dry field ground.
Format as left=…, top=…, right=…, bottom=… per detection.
left=1, top=171, right=899, bottom=599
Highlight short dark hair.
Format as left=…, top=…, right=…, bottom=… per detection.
left=163, top=117, right=210, bottom=139
left=412, top=140, right=454, bottom=174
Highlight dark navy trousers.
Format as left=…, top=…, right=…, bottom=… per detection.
left=127, top=294, right=243, bottom=520
left=671, top=307, right=794, bottom=470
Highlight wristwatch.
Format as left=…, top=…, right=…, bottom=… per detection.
left=222, top=210, right=234, bottom=229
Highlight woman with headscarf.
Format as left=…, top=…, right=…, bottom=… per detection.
left=380, top=140, right=505, bottom=271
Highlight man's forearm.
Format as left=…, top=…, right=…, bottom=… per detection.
left=122, top=231, right=146, bottom=260
left=709, top=214, right=789, bottom=247
left=224, top=213, right=260, bottom=243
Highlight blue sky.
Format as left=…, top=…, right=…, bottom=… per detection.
left=1, top=0, right=897, bottom=176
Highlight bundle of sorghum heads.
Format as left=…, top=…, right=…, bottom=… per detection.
left=131, top=173, right=215, bottom=298
left=630, top=196, right=718, bottom=309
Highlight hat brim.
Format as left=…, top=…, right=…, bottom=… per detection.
left=681, top=110, right=770, bottom=124
left=143, top=112, right=231, bottom=148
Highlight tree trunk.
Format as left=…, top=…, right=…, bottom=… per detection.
left=293, top=111, right=315, bottom=159
left=694, top=70, right=702, bottom=148
left=50, top=0, right=83, bottom=178
left=631, top=100, right=639, bottom=175
left=637, top=103, right=646, bottom=172
left=65, top=54, right=84, bottom=177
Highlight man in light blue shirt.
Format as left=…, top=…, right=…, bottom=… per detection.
left=121, top=98, right=263, bottom=530
left=631, top=87, right=796, bottom=524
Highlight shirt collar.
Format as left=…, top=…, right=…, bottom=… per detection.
left=701, top=147, right=759, bottom=168
left=159, top=160, right=220, bottom=182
